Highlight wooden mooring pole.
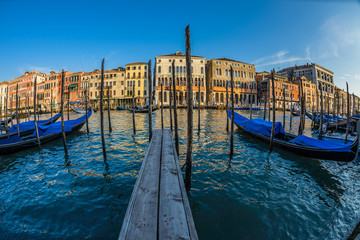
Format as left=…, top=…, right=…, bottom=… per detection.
left=298, top=78, right=304, bottom=135
left=319, top=83, right=324, bottom=140
left=50, top=90, right=53, bottom=119
left=268, top=82, right=271, bottom=121
left=263, top=90, right=267, bottom=120
left=282, top=87, right=286, bottom=129
left=27, top=93, right=30, bottom=121
left=270, top=69, right=276, bottom=150
left=5, top=87, right=8, bottom=134
left=185, top=25, right=193, bottom=190
left=290, top=93, right=293, bottom=129
left=161, top=82, right=164, bottom=129
left=172, top=60, right=179, bottom=154
left=345, top=82, right=350, bottom=143
left=250, top=87, right=253, bottom=119
left=85, top=89, right=89, bottom=133
left=198, top=77, right=201, bottom=132
left=16, top=84, right=20, bottom=136
left=169, top=82, right=173, bottom=131
left=327, top=92, right=330, bottom=132
left=67, top=87, right=70, bottom=121
left=226, top=81, right=229, bottom=131
left=148, top=60, right=153, bottom=141
left=132, top=83, right=136, bottom=135
left=230, top=66, right=235, bottom=157
left=60, top=70, right=67, bottom=154
left=100, top=59, right=107, bottom=159
left=107, top=86, right=112, bottom=133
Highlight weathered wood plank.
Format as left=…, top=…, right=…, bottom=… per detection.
left=171, top=131, right=199, bottom=240
left=119, top=129, right=162, bottom=240
left=159, top=129, right=191, bottom=239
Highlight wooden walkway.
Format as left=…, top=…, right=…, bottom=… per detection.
left=119, top=129, right=198, bottom=240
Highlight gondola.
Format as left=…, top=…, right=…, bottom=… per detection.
left=0, top=109, right=92, bottom=155
left=0, top=114, right=16, bottom=126
left=117, top=106, right=126, bottom=110
left=291, top=110, right=300, bottom=116
left=126, top=107, right=158, bottom=113
left=71, top=108, right=86, bottom=114
left=0, top=112, right=62, bottom=140
left=228, top=110, right=359, bottom=162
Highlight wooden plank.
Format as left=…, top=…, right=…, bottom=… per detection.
left=119, top=129, right=162, bottom=240
left=171, top=130, right=199, bottom=240
left=159, top=129, right=191, bottom=239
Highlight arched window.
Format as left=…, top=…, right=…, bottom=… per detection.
left=176, top=66, right=179, bottom=73
left=158, top=77, right=161, bottom=86
left=213, top=80, right=216, bottom=87
left=158, top=66, right=161, bottom=73
left=180, top=66, right=183, bottom=73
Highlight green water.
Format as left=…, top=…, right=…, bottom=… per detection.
left=0, top=109, right=359, bottom=239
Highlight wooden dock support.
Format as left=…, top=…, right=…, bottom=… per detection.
left=5, top=87, right=8, bottom=134
left=230, top=66, right=235, bottom=157
left=100, top=59, right=107, bottom=159
left=172, top=60, right=179, bottom=154
left=60, top=70, right=67, bottom=154
left=50, top=90, right=53, bottom=119
left=185, top=25, right=193, bottom=190
left=197, top=78, right=201, bottom=132
left=119, top=129, right=198, bottom=240
left=249, top=87, right=253, bottom=119
left=107, top=86, right=112, bottom=133
left=148, top=60, right=153, bottom=141
left=290, top=94, right=293, bottom=129
left=67, top=87, right=70, bottom=121
left=298, top=77, right=304, bottom=135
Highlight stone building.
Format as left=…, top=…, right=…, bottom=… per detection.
left=125, top=62, right=148, bottom=107
left=84, top=67, right=126, bottom=108
left=277, top=63, right=335, bottom=108
left=155, top=51, right=206, bottom=107
left=0, top=81, right=9, bottom=114
left=206, top=58, right=256, bottom=107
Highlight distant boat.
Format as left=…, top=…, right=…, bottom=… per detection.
left=228, top=110, right=359, bottom=162
left=0, top=114, right=15, bottom=126
left=72, top=108, right=86, bottom=114
left=117, top=106, right=126, bottom=110
left=127, top=108, right=158, bottom=113
left=0, top=110, right=92, bottom=155
left=291, top=110, right=300, bottom=116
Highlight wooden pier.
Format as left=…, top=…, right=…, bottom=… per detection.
left=119, top=129, right=198, bottom=240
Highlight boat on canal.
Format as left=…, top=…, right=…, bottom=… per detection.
left=0, top=112, right=62, bottom=140
left=228, top=110, right=359, bottom=162
left=126, top=107, right=158, bottom=113
left=0, top=109, right=92, bottom=155
left=0, top=114, right=15, bottom=126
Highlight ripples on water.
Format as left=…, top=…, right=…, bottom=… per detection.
left=0, top=109, right=359, bottom=239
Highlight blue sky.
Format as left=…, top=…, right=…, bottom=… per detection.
left=0, top=0, right=359, bottom=94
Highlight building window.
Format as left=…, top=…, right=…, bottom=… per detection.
left=138, top=90, right=140, bottom=96
left=138, top=80, right=141, bottom=87
left=201, top=67, right=204, bottom=74
left=176, top=66, right=179, bottom=73
left=113, top=90, right=116, bottom=95
left=169, top=66, right=172, bottom=73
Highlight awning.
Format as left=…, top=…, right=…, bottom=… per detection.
left=69, top=83, right=78, bottom=88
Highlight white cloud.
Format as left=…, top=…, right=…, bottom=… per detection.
left=17, top=65, right=52, bottom=74
left=253, top=49, right=310, bottom=68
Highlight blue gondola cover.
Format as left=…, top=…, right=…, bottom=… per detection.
left=289, top=135, right=352, bottom=152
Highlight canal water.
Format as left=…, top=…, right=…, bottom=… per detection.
left=0, top=109, right=359, bottom=239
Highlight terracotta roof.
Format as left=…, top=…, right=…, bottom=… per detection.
left=157, top=53, right=205, bottom=58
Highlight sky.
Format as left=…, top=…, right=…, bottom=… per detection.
left=0, top=0, right=359, bottom=94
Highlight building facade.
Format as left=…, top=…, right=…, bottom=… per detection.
left=277, top=63, right=335, bottom=108
left=155, top=51, right=206, bottom=107
left=0, top=81, right=9, bottom=114
left=125, top=62, right=148, bottom=107
left=206, top=58, right=256, bottom=107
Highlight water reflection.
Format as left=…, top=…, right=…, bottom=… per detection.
left=0, top=109, right=359, bottom=239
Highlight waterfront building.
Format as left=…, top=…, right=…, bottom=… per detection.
left=65, top=72, right=83, bottom=105
left=294, top=76, right=317, bottom=112
left=277, top=63, right=335, bottom=108
left=206, top=58, right=256, bottom=107
left=260, top=73, right=300, bottom=110
left=155, top=51, right=206, bottom=107
left=8, top=71, right=46, bottom=111
left=43, top=71, right=71, bottom=111
left=125, top=62, right=148, bottom=107
left=0, top=81, right=9, bottom=114
left=85, top=67, right=126, bottom=108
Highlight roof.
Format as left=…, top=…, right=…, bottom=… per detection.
left=0, top=81, right=9, bottom=85
left=211, top=58, right=254, bottom=66
left=156, top=51, right=205, bottom=58
left=125, top=62, right=147, bottom=66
